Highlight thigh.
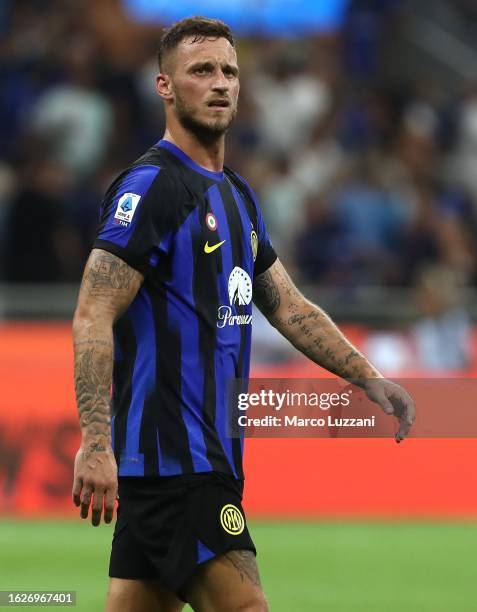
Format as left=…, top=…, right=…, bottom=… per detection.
left=184, top=550, right=268, bottom=612
left=105, top=578, right=185, bottom=612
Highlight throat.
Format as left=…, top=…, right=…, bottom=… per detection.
left=163, top=127, right=225, bottom=173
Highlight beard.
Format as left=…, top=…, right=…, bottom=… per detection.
left=174, top=90, right=236, bottom=142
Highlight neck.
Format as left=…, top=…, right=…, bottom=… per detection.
left=163, top=121, right=225, bottom=173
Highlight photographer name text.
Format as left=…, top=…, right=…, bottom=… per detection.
left=237, top=415, right=375, bottom=428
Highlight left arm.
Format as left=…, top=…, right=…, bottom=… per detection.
left=254, top=259, right=415, bottom=440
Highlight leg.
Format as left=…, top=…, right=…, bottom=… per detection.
left=105, top=578, right=185, bottom=612
left=184, top=550, right=268, bottom=612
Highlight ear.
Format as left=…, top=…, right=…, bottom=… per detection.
left=156, top=73, right=173, bottom=100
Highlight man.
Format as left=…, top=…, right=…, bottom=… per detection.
left=72, top=16, right=415, bottom=612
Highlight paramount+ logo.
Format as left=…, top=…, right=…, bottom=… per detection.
left=217, top=266, right=253, bottom=328
left=220, top=504, right=245, bottom=535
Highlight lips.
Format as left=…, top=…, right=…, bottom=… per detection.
left=207, top=99, right=230, bottom=108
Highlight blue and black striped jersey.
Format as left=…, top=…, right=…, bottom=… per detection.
left=94, top=139, right=277, bottom=479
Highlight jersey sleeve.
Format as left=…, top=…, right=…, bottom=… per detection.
left=93, top=164, right=175, bottom=275
left=248, top=187, right=277, bottom=277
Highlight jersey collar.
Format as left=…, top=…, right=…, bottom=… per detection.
left=156, top=139, right=225, bottom=182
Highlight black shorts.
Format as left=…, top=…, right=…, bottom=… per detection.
left=109, top=472, right=256, bottom=600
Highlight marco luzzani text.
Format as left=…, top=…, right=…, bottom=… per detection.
left=236, top=389, right=376, bottom=429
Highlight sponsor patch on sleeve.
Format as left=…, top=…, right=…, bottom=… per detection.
left=113, top=193, right=141, bottom=226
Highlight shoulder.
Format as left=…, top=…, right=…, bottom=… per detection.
left=104, top=148, right=178, bottom=205
left=225, top=167, right=260, bottom=207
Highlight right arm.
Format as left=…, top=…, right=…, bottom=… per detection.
left=254, top=259, right=415, bottom=440
left=72, top=248, right=143, bottom=526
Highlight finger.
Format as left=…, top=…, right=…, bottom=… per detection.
left=91, top=489, right=105, bottom=527
left=72, top=477, right=83, bottom=507
left=396, top=415, right=411, bottom=442
left=406, top=399, right=416, bottom=426
left=80, top=485, right=93, bottom=519
left=392, top=388, right=416, bottom=425
left=377, top=394, right=395, bottom=415
left=104, top=485, right=117, bottom=524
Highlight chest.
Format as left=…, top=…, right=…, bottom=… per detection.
left=176, top=180, right=257, bottom=280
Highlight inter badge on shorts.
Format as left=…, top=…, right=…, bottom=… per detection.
left=220, top=504, right=245, bottom=535
left=206, top=212, right=218, bottom=231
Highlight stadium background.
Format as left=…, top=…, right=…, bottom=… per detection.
left=1, top=0, right=477, bottom=610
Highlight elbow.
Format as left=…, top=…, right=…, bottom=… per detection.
left=72, top=307, right=93, bottom=340
left=267, top=312, right=281, bottom=330
left=72, top=303, right=111, bottom=340
left=264, top=307, right=287, bottom=334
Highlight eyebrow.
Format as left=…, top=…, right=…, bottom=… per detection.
left=188, top=60, right=239, bottom=76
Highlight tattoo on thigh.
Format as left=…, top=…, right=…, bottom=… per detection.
left=225, top=550, right=261, bottom=587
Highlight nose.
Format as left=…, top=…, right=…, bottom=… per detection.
left=211, top=70, right=229, bottom=94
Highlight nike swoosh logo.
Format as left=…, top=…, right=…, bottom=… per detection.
left=204, top=240, right=226, bottom=254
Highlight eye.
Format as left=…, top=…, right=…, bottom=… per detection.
left=194, top=65, right=211, bottom=75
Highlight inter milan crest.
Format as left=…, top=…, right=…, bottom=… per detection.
left=251, top=229, right=258, bottom=262
left=220, top=504, right=245, bottom=535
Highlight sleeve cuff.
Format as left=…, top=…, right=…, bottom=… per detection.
left=254, top=249, right=278, bottom=278
left=93, top=240, right=150, bottom=276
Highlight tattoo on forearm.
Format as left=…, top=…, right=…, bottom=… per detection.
left=225, top=550, right=261, bottom=587
left=74, top=342, right=113, bottom=447
left=73, top=250, right=142, bottom=451
left=256, top=261, right=378, bottom=380
left=74, top=339, right=110, bottom=348
left=280, top=306, right=376, bottom=379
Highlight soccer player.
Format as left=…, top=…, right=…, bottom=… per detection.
left=72, top=16, right=415, bottom=612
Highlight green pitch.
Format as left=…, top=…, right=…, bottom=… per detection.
left=0, top=520, right=475, bottom=611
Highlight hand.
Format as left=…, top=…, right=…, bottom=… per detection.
left=72, top=443, right=118, bottom=526
left=363, top=379, right=416, bottom=443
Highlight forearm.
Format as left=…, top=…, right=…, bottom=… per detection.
left=254, top=262, right=415, bottom=440
left=272, top=297, right=381, bottom=381
left=73, top=314, right=114, bottom=451
left=72, top=249, right=142, bottom=454
left=71, top=250, right=143, bottom=524
left=254, top=262, right=381, bottom=382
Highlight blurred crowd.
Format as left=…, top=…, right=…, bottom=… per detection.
left=0, top=0, right=476, bottom=299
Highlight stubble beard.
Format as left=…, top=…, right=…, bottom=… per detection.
left=174, top=91, right=236, bottom=143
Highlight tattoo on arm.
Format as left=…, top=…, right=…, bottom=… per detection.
left=84, top=250, right=138, bottom=296
left=73, top=250, right=143, bottom=453
left=74, top=343, right=113, bottom=453
left=225, top=550, right=261, bottom=587
left=253, top=270, right=281, bottom=316
left=254, top=260, right=379, bottom=380
left=277, top=304, right=377, bottom=379
left=254, top=262, right=300, bottom=318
